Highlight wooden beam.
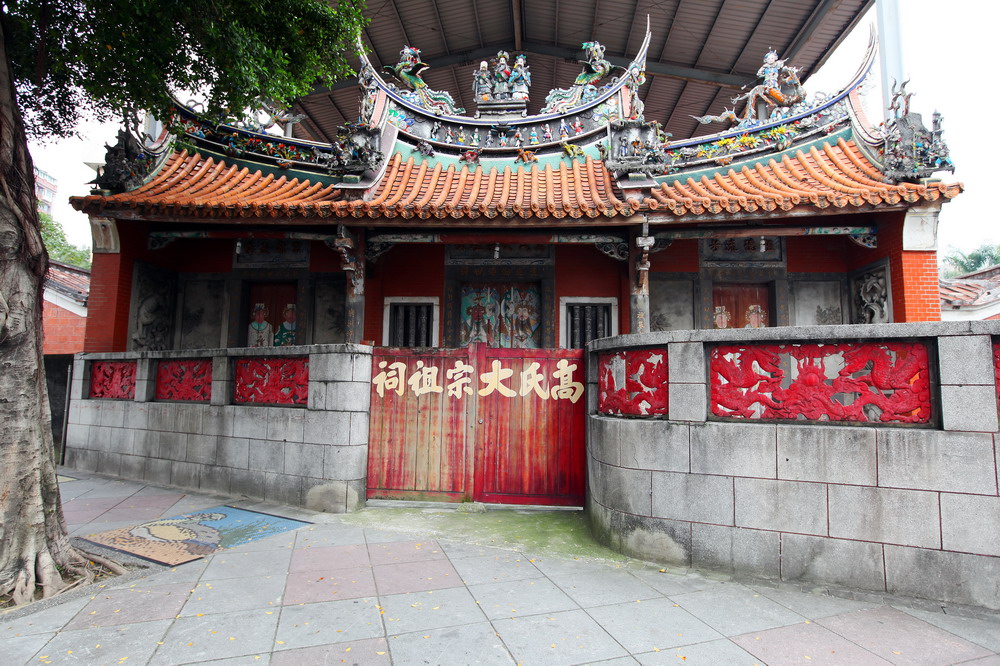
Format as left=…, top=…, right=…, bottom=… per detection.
left=512, top=0, right=523, bottom=51
left=471, top=0, right=484, bottom=49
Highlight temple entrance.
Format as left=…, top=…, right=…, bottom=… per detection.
left=366, top=343, right=586, bottom=506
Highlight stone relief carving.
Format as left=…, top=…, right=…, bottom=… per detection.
left=851, top=265, right=890, bottom=324
left=130, top=262, right=176, bottom=351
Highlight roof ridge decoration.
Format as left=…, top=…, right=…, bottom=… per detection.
left=692, top=49, right=806, bottom=130
left=383, top=45, right=465, bottom=116
left=874, top=80, right=954, bottom=183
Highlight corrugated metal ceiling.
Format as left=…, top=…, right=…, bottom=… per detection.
left=294, top=0, right=872, bottom=143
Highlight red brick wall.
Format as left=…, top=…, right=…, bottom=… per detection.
left=85, top=249, right=134, bottom=352
left=845, top=211, right=940, bottom=322
left=43, top=300, right=87, bottom=354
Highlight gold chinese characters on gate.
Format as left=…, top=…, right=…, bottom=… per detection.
left=372, top=359, right=584, bottom=403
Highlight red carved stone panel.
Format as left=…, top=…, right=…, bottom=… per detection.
left=710, top=342, right=932, bottom=424
left=89, top=361, right=137, bottom=400
left=155, top=360, right=213, bottom=402
left=598, top=349, right=669, bottom=416
left=234, top=357, right=308, bottom=405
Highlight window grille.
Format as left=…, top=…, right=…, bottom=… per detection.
left=388, top=303, right=435, bottom=347
left=566, top=303, right=613, bottom=348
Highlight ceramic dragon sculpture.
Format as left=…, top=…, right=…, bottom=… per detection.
left=384, top=45, right=465, bottom=115
left=541, top=41, right=614, bottom=114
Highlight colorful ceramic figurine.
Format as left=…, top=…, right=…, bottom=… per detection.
left=512, top=128, right=523, bottom=146
left=471, top=128, right=481, bottom=145
left=528, top=128, right=539, bottom=145
left=457, top=127, right=467, bottom=145
left=493, top=51, right=512, bottom=100
left=510, top=54, right=531, bottom=101
left=542, top=124, right=553, bottom=142
left=473, top=61, right=492, bottom=101
left=559, top=119, right=570, bottom=140
left=572, top=119, right=585, bottom=135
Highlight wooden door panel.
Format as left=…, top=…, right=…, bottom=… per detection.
left=367, top=348, right=472, bottom=501
left=367, top=345, right=586, bottom=506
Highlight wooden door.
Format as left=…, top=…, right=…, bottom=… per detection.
left=367, top=348, right=473, bottom=501
left=474, top=346, right=586, bottom=506
left=367, top=344, right=586, bottom=506
left=712, top=283, right=772, bottom=329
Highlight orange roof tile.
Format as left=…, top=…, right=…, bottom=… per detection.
left=71, top=138, right=961, bottom=223
left=71, top=150, right=633, bottom=221
left=645, top=138, right=962, bottom=216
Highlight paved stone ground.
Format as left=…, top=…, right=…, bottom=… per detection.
left=3, top=470, right=1000, bottom=665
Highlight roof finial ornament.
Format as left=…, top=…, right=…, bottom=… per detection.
left=879, top=80, right=954, bottom=182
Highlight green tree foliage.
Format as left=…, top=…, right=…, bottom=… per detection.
left=941, top=243, right=1000, bottom=278
left=38, top=213, right=90, bottom=269
left=0, top=0, right=367, bottom=605
left=5, top=0, right=368, bottom=139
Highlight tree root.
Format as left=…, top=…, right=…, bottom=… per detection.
left=1, top=544, right=127, bottom=607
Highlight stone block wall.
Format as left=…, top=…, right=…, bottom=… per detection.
left=64, top=344, right=372, bottom=513
left=588, top=322, right=1000, bottom=610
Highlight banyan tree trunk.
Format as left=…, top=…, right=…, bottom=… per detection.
left=0, top=18, right=89, bottom=605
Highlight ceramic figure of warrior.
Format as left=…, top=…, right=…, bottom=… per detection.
left=512, top=128, right=523, bottom=146
left=473, top=61, right=492, bottom=100
left=571, top=119, right=584, bottom=135
left=559, top=118, right=570, bottom=140
left=529, top=128, right=539, bottom=145
left=273, top=304, right=298, bottom=346
left=759, top=51, right=781, bottom=88
left=248, top=303, right=273, bottom=347
left=485, top=131, right=494, bottom=147
left=431, top=120, right=442, bottom=141
left=499, top=131, right=508, bottom=147
left=446, top=126, right=456, bottom=143
left=618, top=137, right=629, bottom=158
left=472, top=128, right=481, bottom=145
left=510, top=54, right=531, bottom=101
left=493, top=51, right=512, bottom=100
left=457, top=127, right=467, bottom=145
left=543, top=124, right=553, bottom=142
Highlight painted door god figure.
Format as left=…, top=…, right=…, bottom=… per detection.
left=274, top=304, right=298, bottom=346
left=248, top=303, right=274, bottom=347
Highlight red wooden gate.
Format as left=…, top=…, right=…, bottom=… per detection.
left=367, top=344, right=586, bottom=506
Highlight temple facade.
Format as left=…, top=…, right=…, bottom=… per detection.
left=70, top=29, right=958, bottom=355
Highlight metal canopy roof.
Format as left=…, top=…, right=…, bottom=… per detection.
left=293, top=0, right=872, bottom=144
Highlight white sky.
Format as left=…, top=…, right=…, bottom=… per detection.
left=29, top=0, right=998, bottom=254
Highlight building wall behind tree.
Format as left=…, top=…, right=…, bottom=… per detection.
left=43, top=300, right=87, bottom=354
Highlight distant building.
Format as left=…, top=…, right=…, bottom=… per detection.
left=43, top=260, right=90, bottom=455
left=34, top=166, right=57, bottom=214
left=940, top=265, right=1000, bottom=320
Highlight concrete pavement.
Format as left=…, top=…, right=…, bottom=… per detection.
left=2, top=469, right=1000, bottom=665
